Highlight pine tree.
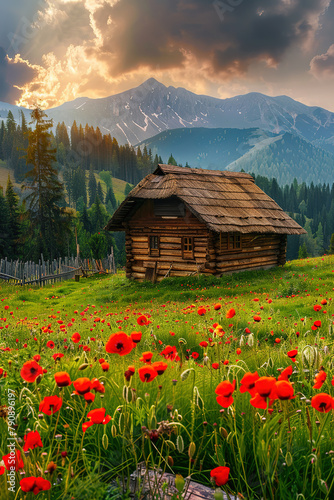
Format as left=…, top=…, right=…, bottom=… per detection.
left=97, top=181, right=104, bottom=204
left=329, top=234, right=334, bottom=254
left=168, top=154, right=177, bottom=165
left=0, top=190, right=10, bottom=258
left=88, top=169, right=97, bottom=207
left=298, top=242, right=308, bottom=259
left=5, top=175, right=22, bottom=258
left=22, top=107, right=72, bottom=260
left=124, top=183, right=132, bottom=197
left=105, top=186, right=117, bottom=209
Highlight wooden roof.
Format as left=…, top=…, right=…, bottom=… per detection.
left=105, top=164, right=306, bottom=235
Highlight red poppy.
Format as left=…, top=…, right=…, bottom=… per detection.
left=20, top=360, right=43, bottom=383
left=160, top=345, right=180, bottom=361
left=106, top=332, right=134, bottom=356
left=275, top=338, right=281, bottom=344
left=311, top=393, right=333, bottom=413
left=91, top=378, right=105, bottom=393
left=140, top=351, right=153, bottom=363
left=2, top=449, right=24, bottom=471
left=214, top=303, right=222, bottom=311
left=314, top=304, right=322, bottom=312
left=212, top=362, right=219, bottom=369
left=197, top=306, right=206, bottom=316
left=255, top=377, right=276, bottom=398
left=253, top=315, right=261, bottom=322
left=314, top=320, right=322, bottom=328
left=71, top=332, right=81, bottom=343
left=33, top=354, right=41, bottom=362
left=101, top=362, right=109, bottom=372
left=245, top=328, right=251, bottom=334
left=321, top=299, right=327, bottom=305
left=82, top=407, right=111, bottom=432
left=52, top=353, right=64, bottom=361
left=215, top=380, right=236, bottom=408
left=23, top=431, right=43, bottom=452
left=130, top=331, right=142, bottom=343
left=287, top=349, right=298, bottom=362
left=236, top=348, right=241, bottom=355
left=278, top=366, right=293, bottom=381
left=73, top=377, right=91, bottom=395
left=46, top=340, right=55, bottom=349
left=240, top=371, right=259, bottom=397
left=138, top=365, right=158, bottom=382
left=137, top=315, right=149, bottom=326
left=54, top=372, right=71, bottom=387
left=191, top=352, right=199, bottom=359
left=199, top=341, right=208, bottom=348
left=39, top=395, right=62, bottom=415
left=226, top=308, right=235, bottom=319
left=151, top=361, right=168, bottom=375
left=84, top=392, right=95, bottom=403
left=274, top=381, right=295, bottom=400
left=313, top=370, right=327, bottom=389
left=210, top=466, right=230, bottom=486
left=250, top=393, right=271, bottom=409
left=20, top=477, right=51, bottom=495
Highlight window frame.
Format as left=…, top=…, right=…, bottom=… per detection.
left=182, top=236, right=194, bottom=260
left=148, top=235, right=160, bottom=257
left=227, top=233, right=242, bottom=251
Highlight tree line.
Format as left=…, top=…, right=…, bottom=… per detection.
left=1, top=108, right=334, bottom=266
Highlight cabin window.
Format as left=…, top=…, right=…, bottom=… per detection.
left=182, top=237, right=194, bottom=259
left=149, top=235, right=160, bottom=256
left=228, top=233, right=242, bottom=250
left=154, top=198, right=185, bottom=218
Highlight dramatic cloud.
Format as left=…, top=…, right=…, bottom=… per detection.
left=0, top=48, right=37, bottom=103
left=310, top=44, right=334, bottom=79
left=2, top=0, right=333, bottom=107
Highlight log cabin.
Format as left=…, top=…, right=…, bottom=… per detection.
left=105, top=164, right=306, bottom=282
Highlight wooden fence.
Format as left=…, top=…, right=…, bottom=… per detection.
left=0, top=249, right=116, bottom=286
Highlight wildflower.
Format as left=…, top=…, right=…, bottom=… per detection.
left=105, top=332, right=134, bottom=356
left=160, top=345, right=180, bottom=361
left=215, top=380, right=236, bottom=408
left=20, top=477, right=51, bottom=494
left=82, top=408, right=111, bottom=432
left=197, top=306, right=206, bottom=316
left=101, top=362, right=109, bottom=372
left=54, top=372, right=71, bottom=387
left=46, top=340, right=55, bottom=349
left=255, top=377, right=276, bottom=398
left=91, top=378, right=105, bottom=393
left=199, top=341, right=208, bottom=348
left=287, top=349, right=298, bottom=362
left=210, top=466, right=230, bottom=486
left=2, top=450, right=24, bottom=471
left=311, top=393, right=333, bottom=413
left=275, top=381, right=295, bottom=400
left=46, top=461, right=57, bottom=474
left=240, top=372, right=259, bottom=397
left=39, top=395, right=62, bottom=415
left=23, top=431, right=43, bottom=452
left=52, top=353, right=64, bottom=361
left=236, top=348, right=241, bottom=355
left=226, top=308, right=235, bottom=319
left=212, top=362, right=219, bottom=369
left=191, top=352, right=199, bottom=359
left=275, top=338, right=281, bottom=344
left=151, top=361, right=168, bottom=375
left=71, top=332, right=81, bottom=343
left=20, top=360, right=43, bottom=383
left=214, top=303, right=221, bottom=311
left=313, top=370, right=327, bottom=389
left=138, top=365, right=158, bottom=382
left=253, top=315, right=261, bottom=322
left=130, top=331, right=142, bottom=343
left=137, top=315, right=149, bottom=326
left=314, top=304, right=322, bottom=312
left=278, top=366, right=293, bottom=381
left=73, top=377, right=91, bottom=395
left=140, top=351, right=153, bottom=363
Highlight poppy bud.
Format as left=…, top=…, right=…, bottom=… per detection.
left=188, top=442, right=196, bottom=459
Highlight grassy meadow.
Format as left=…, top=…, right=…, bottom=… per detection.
left=1, top=255, right=334, bottom=499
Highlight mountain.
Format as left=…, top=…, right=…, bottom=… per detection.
left=41, top=78, right=334, bottom=148
left=0, top=102, right=31, bottom=123
left=138, top=127, right=334, bottom=185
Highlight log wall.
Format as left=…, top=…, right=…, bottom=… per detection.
left=213, top=232, right=286, bottom=275
left=125, top=200, right=212, bottom=281
left=124, top=200, right=288, bottom=281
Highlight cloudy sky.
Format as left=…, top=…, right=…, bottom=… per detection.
left=1, top=0, right=334, bottom=110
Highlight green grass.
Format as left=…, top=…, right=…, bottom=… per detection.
left=1, top=255, right=334, bottom=499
